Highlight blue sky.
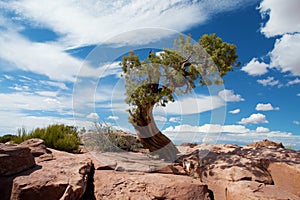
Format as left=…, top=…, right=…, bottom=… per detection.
left=0, top=0, right=299, bottom=149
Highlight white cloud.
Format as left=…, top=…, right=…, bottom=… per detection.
left=269, top=34, right=300, bottom=76
left=229, top=109, right=240, bottom=114
left=259, top=0, right=300, bottom=37
left=258, top=0, right=300, bottom=77
left=154, top=94, right=225, bottom=115
left=257, top=77, right=279, bottom=87
left=86, top=112, right=99, bottom=119
left=238, top=113, right=268, bottom=125
left=2, top=0, right=256, bottom=47
left=255, top=103, right=279, bottom=111
left=108, top=115, right=119, bottom=120
left=256, top=126, right=270, bottom=133
left=162, top=123, right=300, bottom=149
left=297, top=94, right=300, bottom=97
left=169, top=117, right=181, bottom=123
left=154, top=115, right=167, bottom=122
left=0, top=30, right=82, bottom=82
left=4, top=74, right=14, bottom=80
left=218, top=89, right=244, bottom=102
left=241, top=58, right=269, bottom=76
left=287, top=78, right=300, bottom=86
left=293, top=120, right=300, bottom=125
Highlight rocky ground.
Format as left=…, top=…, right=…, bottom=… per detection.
left=0, top=138, right=299, bottom=200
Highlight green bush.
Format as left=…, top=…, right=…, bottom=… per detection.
left=0, top=134, right=18, bottom=143
left=12, top=124, right=80, bottom=153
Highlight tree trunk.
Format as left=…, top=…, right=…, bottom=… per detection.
left=132, top=104, right=179, bottom=161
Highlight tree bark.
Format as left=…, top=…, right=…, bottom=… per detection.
left=132, top=104, right=179, bottom=161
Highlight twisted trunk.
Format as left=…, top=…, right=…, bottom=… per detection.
left=131, top=104, right=179, bottom=161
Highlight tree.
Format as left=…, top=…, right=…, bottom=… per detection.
left=121, top=34, right=239, bottom=161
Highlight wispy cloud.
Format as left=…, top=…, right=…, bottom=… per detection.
left=257, top=77, right=279, bottom=87
left=2, top=0, right=256, bottom=47
left=229, top=108, right=240, bottom=114
left=154, top=94, right=225, bottom=115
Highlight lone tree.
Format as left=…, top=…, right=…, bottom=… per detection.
left=121, top=34, right=239, bottom=161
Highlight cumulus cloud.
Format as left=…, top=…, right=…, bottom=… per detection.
left=241, top=58, right=269, bottom=76
left=259, top=0, right=300, bottom=37
left=238, top=113, right=268, bottom=125
left=297, top=94, right=300, bottom=97
left=108, top=115, right=119, bottom=120
left=218, top=89, right=244, bottom=102
left=256, top=126, right=270, bottom=133
left=257, top=77, right=279, bottom=87
left=162, top=123, right=299, bottom=148
left=229, top=109, right=240, bottom=114
left=269, top=34, right=300, bottom=76
left=258, top=0, right=300, bottom=76
left=86, top=112, right=99, bottom=119
left=255, top=103, right=279, bottom=111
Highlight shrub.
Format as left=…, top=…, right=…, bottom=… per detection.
left=82, top=122, right=143, bottom=152
left=12, top=124, right=80, bottom=153
left=0, top=134, right=18, bottom=143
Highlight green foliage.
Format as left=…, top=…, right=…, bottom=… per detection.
left=82, top=122, right=143, bottom=152
left=0, top=134, right=18, bottom=143
left=121, top=34, right=239, bottom=125
left=12, top=124, right=80, bottom=153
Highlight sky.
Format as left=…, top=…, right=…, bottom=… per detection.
left=0, top=0, right=299, bottom=149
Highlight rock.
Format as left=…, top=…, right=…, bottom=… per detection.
left=179, top=141, right=300, bottom=199
left=9, top=148, right=92, bottom=200
left=88, top=151, right=174, bottom=172
left=0, top=143, right=35, bottom=176
left=268, top=162, right=300, bottom=196
left=94, top=170, right=212, bottom=200
left=20, top=138, right=50, bottom=156
left=180, top=142, right=198, bottom=148
left=225, top=181, right=300, bottom=200
left=247, top=139, right=284, bottom=148
left=181, top=146, right=273, bottom=183
left=153, top=164, right=187, bottom=175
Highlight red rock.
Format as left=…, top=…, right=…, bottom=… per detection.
left=20, top=138, right=50, bottom=156
left=268, top=162, right=300, bottom=196
left=94, top=170, right=212, bottom=200
left=9, top=148, right=92, bottom=200
left=0, top=143, right=35, bottom=176
left=225, top=181, right=300, bottom=200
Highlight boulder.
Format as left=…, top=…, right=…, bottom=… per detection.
left=20, top=138, right=50, bottom=156
left=0, top=143, right=35, bottom=176
left=94, top=170, right=212, bottom=200
left=268, top=162, right=300, bottom=196
left=179, top=141, right=300, bottom=199
left=9, top=148, right=92, bottom=200
left=225, top=181, right=300, bottom=200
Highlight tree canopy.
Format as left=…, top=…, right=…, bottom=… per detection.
left=121, top=34, right=239, bottom=126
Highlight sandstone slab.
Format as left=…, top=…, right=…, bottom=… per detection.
left=94, top=170, right=212, bottom=200
left=0, top=144, right=35, bottom=176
